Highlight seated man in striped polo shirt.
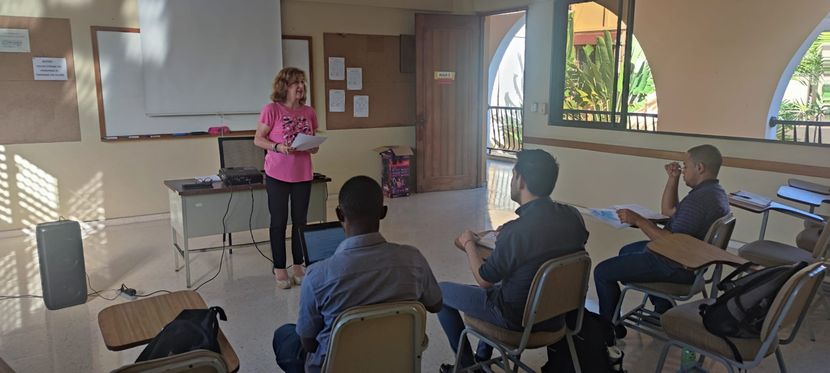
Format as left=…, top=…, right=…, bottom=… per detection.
left=593, top=144, right=730, bottom=337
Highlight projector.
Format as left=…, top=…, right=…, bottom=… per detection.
left=219, top=167, right=263, bottom=185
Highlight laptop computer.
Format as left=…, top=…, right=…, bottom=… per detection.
left=299, top=222, right=347, bottom=266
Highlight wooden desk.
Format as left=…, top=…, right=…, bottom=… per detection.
left=729, top=193, right=824, bottom=240
left=648, top=234, right=747, bottom=270
left=164, top=176, right=330, bottom=287
left=778, top=185, right=830, bottom=213
left=648, top=233, right=747, bottom=298
left=98, top=291, right=239, bottom=372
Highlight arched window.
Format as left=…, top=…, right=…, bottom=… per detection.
left=770, top=24, right=830, bottom=144
left=550, top=0, right=658, bottom=132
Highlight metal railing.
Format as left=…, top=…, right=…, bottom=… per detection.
left=770, top=117, right=830, bottom=145
left=487, top=106, right=523, bottom=153
left=563, top=109, right=659, bottom=131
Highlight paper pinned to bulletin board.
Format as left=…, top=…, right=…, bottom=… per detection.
left=0, top=16, right=80, bottom=145
left=323, top=33, right=415, bottom=129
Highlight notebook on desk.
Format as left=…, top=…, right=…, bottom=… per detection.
left=730, top=190, right=772, bottom=209
left=299, top=222, right=346, bottom=266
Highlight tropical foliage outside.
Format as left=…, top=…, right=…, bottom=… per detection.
left=776, top=32, right=830, bottom=141
left=562, top=12, right=657, bottom=126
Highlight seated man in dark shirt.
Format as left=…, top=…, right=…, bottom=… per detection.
left=594, top=144, right=730, bottom=337
left=437, top=149, right=589, bottom=371
left=272, top=176, right=443, bottom=373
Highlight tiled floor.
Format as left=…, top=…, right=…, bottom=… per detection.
left=1, top=159, right=828, bottom=372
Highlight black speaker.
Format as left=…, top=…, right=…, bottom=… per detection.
left=36, top=220, right=87, bottom=310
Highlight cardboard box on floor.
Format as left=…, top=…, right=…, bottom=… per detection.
left=373, top=146, right=416, bottom=198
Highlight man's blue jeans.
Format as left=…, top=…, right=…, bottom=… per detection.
left=437, top=282, right=510, bottom=368
left=593, top=240, right=695, bottom=323
left=273, top=323, right=306, bottom=373
left=437, top=282, right=561, bottom=368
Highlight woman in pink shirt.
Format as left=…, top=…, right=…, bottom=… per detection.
left=254, top=67, right=318, bottom=289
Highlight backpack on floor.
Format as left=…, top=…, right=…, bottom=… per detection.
left=136, top=306, right=227, bottom=362
left=699, top=261, right=807, bottom=362
left=542, top=309, right=625, bottom=373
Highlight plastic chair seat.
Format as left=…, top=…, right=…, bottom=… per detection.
left=463, top=315, right=566, bottom=349
left=796, top=226, right=822, bottom=252
left=738, top=240, right=815, bottom=267
left=628, top=281, right=695, bottom=297
left=662, top=300, right=777, bottom=361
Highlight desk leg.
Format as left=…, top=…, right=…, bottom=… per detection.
left=759, top=211, right=770, bottom=240
left=709, top=264, right=723, bottom=299
left=171, top=227, right=179, bottom=271
left=184, top=238, right=192, bottom=288
left=182, top=224, right=192, bottom=288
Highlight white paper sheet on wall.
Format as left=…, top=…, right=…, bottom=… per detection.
left=353, top=95, right=369, bottom=117
left=0, top=28, right=30, bottom=52
left=329, top=89, right=345, bottom=112
left=32, top=57, right=67, bottom=80
left=346, top=67, right=362, bottom=90
left=328, top=57, right=345, bottom=80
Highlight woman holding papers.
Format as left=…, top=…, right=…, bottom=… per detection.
left=254, top=67, right=319, bottom=289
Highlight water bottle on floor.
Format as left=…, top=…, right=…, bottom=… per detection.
left=678, top=348, right=696, bottom=372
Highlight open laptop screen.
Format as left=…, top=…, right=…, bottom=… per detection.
left=300, top=222, right=346, bottom=266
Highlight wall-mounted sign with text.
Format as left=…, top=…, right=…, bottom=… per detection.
left=0, top=28, right=30, bottom=53
left=434, top=71, right=455, bottom=85
left=32, top=57, right=68, bottom=81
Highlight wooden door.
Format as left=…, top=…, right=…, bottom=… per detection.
left=416, top=14, right=483, bottom=192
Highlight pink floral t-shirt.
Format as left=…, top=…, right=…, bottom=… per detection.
left=259, top=102, right=318, bottom=182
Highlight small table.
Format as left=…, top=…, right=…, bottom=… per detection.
left=164, top=176, right=330, bottom=287
left=777, top=185, right=830, bottom=214
left=648, top=233, right=748, bottom=298
left=98, top=290, right=239, bottom=372
left=728, top=193, right=824, bottom=240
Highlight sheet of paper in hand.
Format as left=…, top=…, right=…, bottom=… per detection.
left=291, top=133, right=327, bottom=151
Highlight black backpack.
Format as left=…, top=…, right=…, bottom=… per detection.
left=136, top=306, right=228, bottom=362
left=699, top=261, right=807, bottom=362
left=542, top=309, right=625, bottom=373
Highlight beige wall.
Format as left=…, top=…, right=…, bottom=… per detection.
left=3, top=0, right=829, bottom=245
left=521, top=0, right=830, bottom=244
left=485, top=12, right=524, bottom=67
left=0, top=0, right=420, bottom=232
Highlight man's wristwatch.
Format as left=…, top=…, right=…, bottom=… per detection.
left=273, top=143, right=279, bottom=152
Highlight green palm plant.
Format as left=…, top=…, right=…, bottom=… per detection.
left=776, top=32, right=830, bottom=141
left=563, top=13, right=656, bottom=120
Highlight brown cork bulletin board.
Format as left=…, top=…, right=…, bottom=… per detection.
left=323, top=33, right=415, bottom=130
left=0, top=16, right=80, bottom=144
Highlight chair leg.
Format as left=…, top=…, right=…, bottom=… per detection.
left=822, top=292, right=830, bottom=320
left=775, top=347, right=788, bottom=373
left=566, top=334, right=582, bottom=373
left=452, top=330, right=467, bottom=373
left=654, top=342, right=673, bottom=373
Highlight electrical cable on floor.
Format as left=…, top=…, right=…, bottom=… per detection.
left=193, top=188, right=233, bottom=291
left=0, top=294, right=43, bottom=301
left=86, top=274, right=121, bottom=300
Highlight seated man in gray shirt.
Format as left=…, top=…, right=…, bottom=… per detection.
left=272, top=176, right=443, bottom=373
left=437, top=149, right=589, bottom=372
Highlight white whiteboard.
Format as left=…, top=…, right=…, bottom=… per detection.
left=94, top=29, right=313, bottom=138
left=137, top=0, right=281, bottom=116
